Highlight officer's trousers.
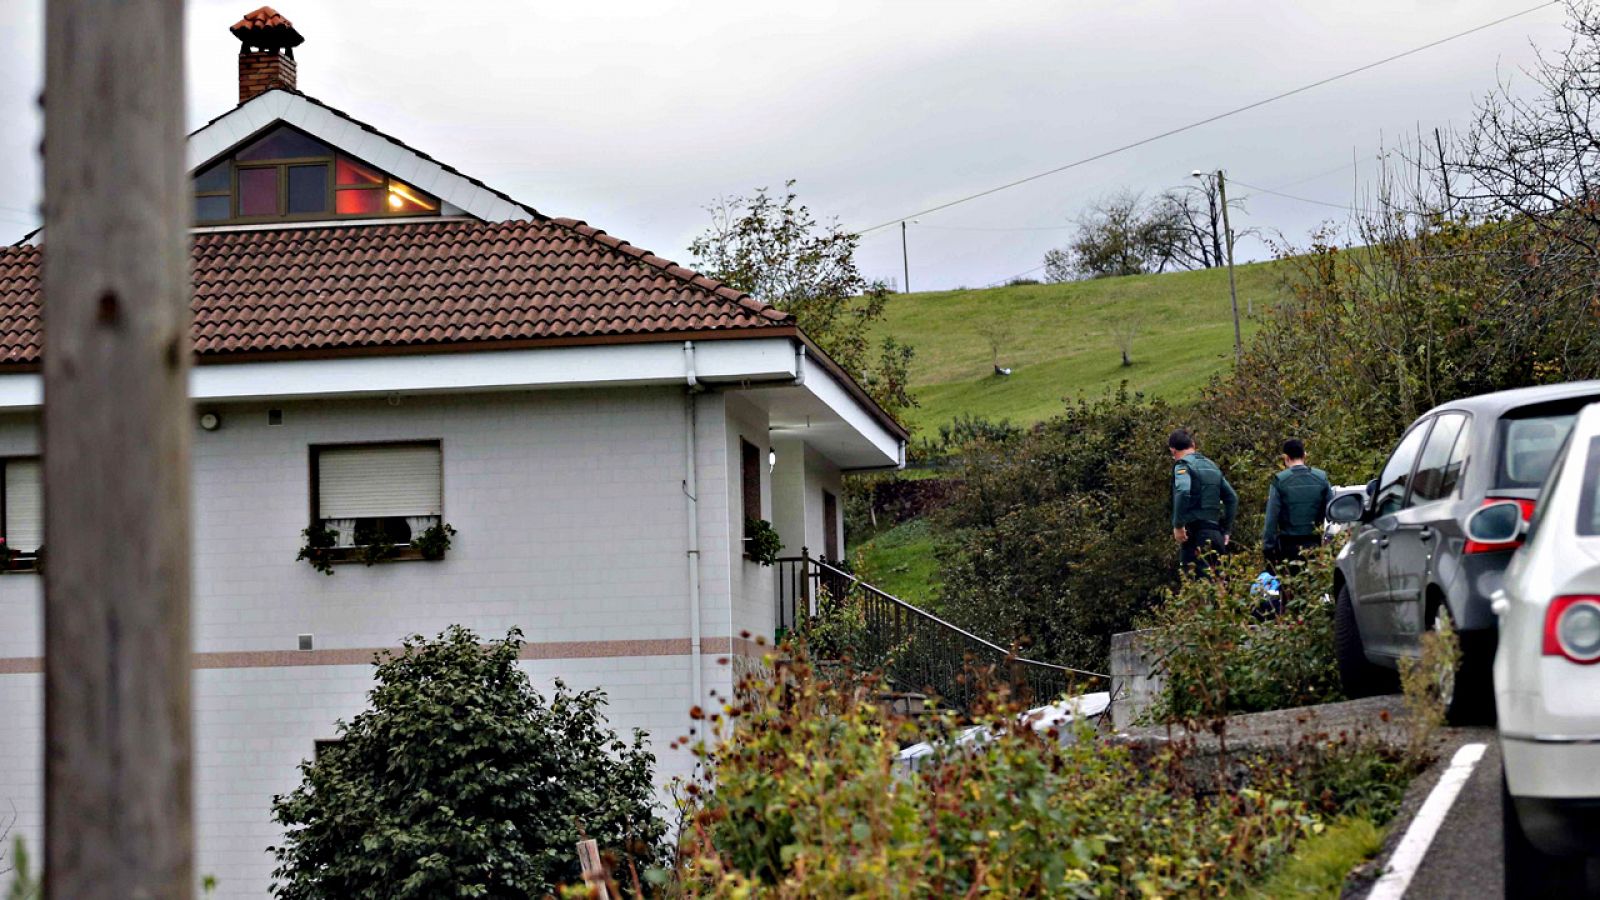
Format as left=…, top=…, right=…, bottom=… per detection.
left=1180, top=523, right=1226, bottom=577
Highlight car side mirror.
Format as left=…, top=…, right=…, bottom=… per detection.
left=1465, top=501, right=1527, bottom=545
left=1326, top=493, right=1366, bottom=524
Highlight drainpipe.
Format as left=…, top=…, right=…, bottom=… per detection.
left=793, top=343, right=807, bottom=386
left=682, top=341, right=703, bottom=716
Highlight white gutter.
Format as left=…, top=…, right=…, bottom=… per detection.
left=682, top=341, right=704, bottom=717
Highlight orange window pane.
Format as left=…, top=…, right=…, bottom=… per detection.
left=335, top=157, right=384, bottom=187
left=336, top=189, right=383, bottom=215
left=386, top=181, right=438, bottom=213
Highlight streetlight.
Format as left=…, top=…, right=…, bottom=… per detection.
left=1192, top=169, right=1242, bottom=362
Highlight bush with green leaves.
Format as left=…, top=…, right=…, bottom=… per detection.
left=1146, top=546, right=1343, bottom=723
left=669, top=653, right=1315, bottom=897
left=742, top=518, right=783, bottom=566
left=936, top=386, right=1180, bottom=671
left=269, top=626, right=667, bottom=898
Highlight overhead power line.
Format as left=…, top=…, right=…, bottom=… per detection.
left=1229, top=179, right=1356, bottom=211
left=1229, top=176, right=1431, bottom=217
left=853, top=0, right=1559, bottom=236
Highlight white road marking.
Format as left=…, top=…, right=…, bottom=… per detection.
left=1368, top=742, right=1489, bottom=900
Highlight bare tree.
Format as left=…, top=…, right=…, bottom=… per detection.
left=976, top=317, right=1014, bottom=374
left=1452, top=2, right=1600, bottom=265
left=1152, top=180, right=1227, bottom=270
left=1114, top=318, right=1141, bottom=368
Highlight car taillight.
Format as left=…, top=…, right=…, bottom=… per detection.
left=1544, top=596, right=1600, bottom=664
left=1464, top=497, right=1537, bottom=554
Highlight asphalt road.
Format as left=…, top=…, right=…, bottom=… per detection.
left=1400, top=729, right=1503, bottom=899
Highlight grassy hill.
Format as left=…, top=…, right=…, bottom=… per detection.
left=876, top=260, right=1294, bottom=435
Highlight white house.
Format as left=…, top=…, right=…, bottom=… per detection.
left=0, top=8, right=905, bottom=895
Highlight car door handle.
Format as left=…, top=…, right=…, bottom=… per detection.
left=1418, top=528, right=1434, bottom=542
left=1376, top=537, right=1389, bottom=549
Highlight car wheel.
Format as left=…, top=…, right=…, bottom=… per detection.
left=1503, top=772, right=1587, bottom=898
left=1334, top=582, right=1391, bottom=698
left=1430, top=604, right=1493, bottom=727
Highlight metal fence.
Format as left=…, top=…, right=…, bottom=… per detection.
left=775, top=553, right=1106, bottom=712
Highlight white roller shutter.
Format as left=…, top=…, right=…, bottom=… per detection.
left=317, top=444, right=442, bottom=519
left=5, top=459, right=42, bottom=553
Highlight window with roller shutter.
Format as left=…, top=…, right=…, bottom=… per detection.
left=2, top=458, right=41, bottom=569
left=309, top=442, right=442, bottom=550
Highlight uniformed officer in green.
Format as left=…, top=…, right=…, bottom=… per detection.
left=1262, top=438, right=1333, bottom=569
left=1168, top=429, right=1238, bottom=576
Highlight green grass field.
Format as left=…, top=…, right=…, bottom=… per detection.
left=875, top=261, right=1292, bottom=435
left=850, top=518, right=943, bottom=608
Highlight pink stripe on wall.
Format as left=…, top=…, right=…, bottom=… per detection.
left=0, top=634, right=772, bottom=675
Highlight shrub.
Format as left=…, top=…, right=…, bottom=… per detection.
left=269, top=626, right=667, bottom=898
left=1399, top=610, right=1460, bottom=759
left=295, top=523, right=338, bottom=576
left=937, top=387, right=1179, bottom=671
left=742, top=518, right=783, bottom=566
left=1147, top=545, right=1343, bottom=723
left=414, top=522, right=457, bottom=561
left=671, top=652, right=1316, bottom=897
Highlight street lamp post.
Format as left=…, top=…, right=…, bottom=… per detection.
left=1193, top=169, right=1242, bottom=362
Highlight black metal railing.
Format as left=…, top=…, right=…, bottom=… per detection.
left=775, top=552, right=1107, bottom=713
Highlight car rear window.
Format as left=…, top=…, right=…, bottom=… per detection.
left=1577, top=436, right=1600, bottom=536
left=1499, top=412, right=1579, bottom=489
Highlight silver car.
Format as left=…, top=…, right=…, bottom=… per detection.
left=1467, top=403, right=1600, bottom=894
left=1326, top=381, right=1600, bottom=724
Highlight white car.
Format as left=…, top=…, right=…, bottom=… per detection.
left=1466, top=402, right=1600, bottom=894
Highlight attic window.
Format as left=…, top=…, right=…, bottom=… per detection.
left=192, top=124, right=440, bottom=225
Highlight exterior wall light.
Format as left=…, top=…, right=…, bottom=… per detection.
left=199, top=412, right=222, bottom=432
left=769, top=448, right=777, bottom=472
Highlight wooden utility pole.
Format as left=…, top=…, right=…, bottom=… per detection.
left=42, top=0, right=193, bottom=896
left=900, top=220, right=910, bottom=294
left=1214, top=170, right=1242, bottom=362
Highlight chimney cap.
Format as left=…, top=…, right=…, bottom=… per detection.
left=231, top=6, right=304, bottom=50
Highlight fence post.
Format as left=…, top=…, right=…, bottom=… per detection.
left=576, top=839, right=611, bottom=899
left=42, top=0, right=193, bottom=895
left=800, top=546, right=814, bottom=617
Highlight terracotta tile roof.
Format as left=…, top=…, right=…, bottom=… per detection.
left=230, top=7, right=303, bottom=48
left=0, top=218, right=791, bottom=365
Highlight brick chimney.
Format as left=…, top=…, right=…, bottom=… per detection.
left=231, top=7, right=304, bottom=104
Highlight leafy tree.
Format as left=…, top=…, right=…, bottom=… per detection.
left=1041, top=247, right=1075, bottom=284
left=690, top=182, right=915, bottom=418
left=269, top=626, right=667, bottom=899
left=1067, top=191, right=1170, bottom=279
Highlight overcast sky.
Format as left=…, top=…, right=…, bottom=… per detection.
left=0, top=1, right=1574, bottom=290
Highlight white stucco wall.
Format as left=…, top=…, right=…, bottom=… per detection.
left=0, top=386, right=789, bottom=897
left=769, top=436, right=845, bottom=563
left=723, top=394, right=777, bottom=647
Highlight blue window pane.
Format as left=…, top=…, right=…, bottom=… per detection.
left=193, top=161, right=229, bottom=193
left=236, top=126, right=331, bottom=162
left=287, top=165, right=328, bottom=215
left=195, top=195, right=230, bottom=223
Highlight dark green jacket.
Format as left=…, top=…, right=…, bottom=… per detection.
left=1172, top=452, right=1238, bottom=532
left=1262, top=464, right=1333, bottom=545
